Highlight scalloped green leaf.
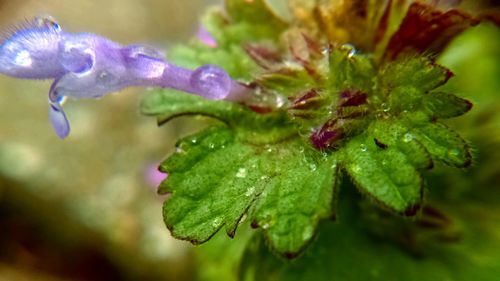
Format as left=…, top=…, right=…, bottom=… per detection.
left=380, top=58, right=453, bottom=112
left=409, top=122, right=472, bottom=168
left=380, top=57, right=452, bottom=93
left=342, top=134, right=423, bottom=214
left=159, top=125, right=339, bottom=256
left=370, top=120, right=433, bottom=170
left=422, top=91, right=473, bottom=119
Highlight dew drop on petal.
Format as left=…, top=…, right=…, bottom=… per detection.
left=190, top=65, right=231, bottom=100
left=96, top=70, right=116, bottom=85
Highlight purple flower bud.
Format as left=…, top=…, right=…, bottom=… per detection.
left=0, top=17, right=250, bottom=139
left=196, top=26, right=217, bottom=48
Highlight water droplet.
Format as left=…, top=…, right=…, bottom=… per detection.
left=262, top=223, right=270, bottom=229
left=97, top=70, right=117, bottom=85
left=175, top=147, right=184, bottom=153
left=403, top=133, right=414, bottom=143
left=309, top=164, right=317, bottom=171
left=126, top=45, right=164, bottom=60
left=236, top=168, right=247, bottom=178
left=274, top=94, right=288, bottom=108
left=56, top=95, right=68, bottom=106
left=208, top=143, right=215, bottom=149
left=360, top=144, right=368, bottom=152
left=260, top=175, right=269, bottom=180
left=299, top=146, right=305, bottom=153
left=191, top=138, right=198, bottom=144
left=341, top=44, right=357, bottom=58
left=190, top=65, right=231, bottom=100
left=212, top=217, right=222, bottom=228
left=351, top=165, right=361, bottom=173
left=448, top=149, right=460, bottom=157
left=34, top=15, right=61, bottom=31
left=381, top=103, right=390, bottom=113
left=245, top=186, right=255, bottom=197
left=302, top=225, right=314, bottom=241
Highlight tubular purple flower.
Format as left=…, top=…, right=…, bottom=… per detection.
left=0, top=16, right=249, bottom=139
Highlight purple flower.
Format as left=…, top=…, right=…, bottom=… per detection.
left=0, top=16, right=248, bottom=139
left=196, top=26, right=217, bottom=48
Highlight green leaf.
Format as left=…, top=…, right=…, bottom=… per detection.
left=140, top=89, right=251, bottom=125
left=167, top=43, right=259, bottom=81
left=422, top=91, right=473, bottom=119
left=159, top=125, right=339, bottom=256
left=328, top=46, right=376, bottom=94
left=379, top=58, right=453, bottom=112
left=342, top=133, right=423, bottom=214
left=380, top=57, right=451, bottom=93
left=141, top=90, right=295, bottom=144
left=225, top=0, right=288, bottom=29
left=239, top=186, right=500, bottom=281
left=407, top=122, right=472, bottom=168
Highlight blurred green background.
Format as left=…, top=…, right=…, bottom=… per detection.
left=0, top=1, right=499, bottom=281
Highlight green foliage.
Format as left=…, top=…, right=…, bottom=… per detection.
left=142, top=90, right=338, bottom=256
left=239, top=186, right=500, bottom=281
left=141, top=0, right=478, bottom=260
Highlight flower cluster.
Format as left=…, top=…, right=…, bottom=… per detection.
left=0, top=16, right=246, bottom=138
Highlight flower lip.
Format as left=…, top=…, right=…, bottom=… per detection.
left=0, top=17, right=65, bottom=79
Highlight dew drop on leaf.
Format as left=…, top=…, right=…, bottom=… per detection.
left=360, top=144, right=368, bottom=152
left=309, top=164, right=317, bottom=171
left=403, top=133, right=414, bottom=143
left=245, top=186, right=255, bottom=197
left=212, top=217, right=222, bottom=228
left=236, top=168, right=247, bottom=178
